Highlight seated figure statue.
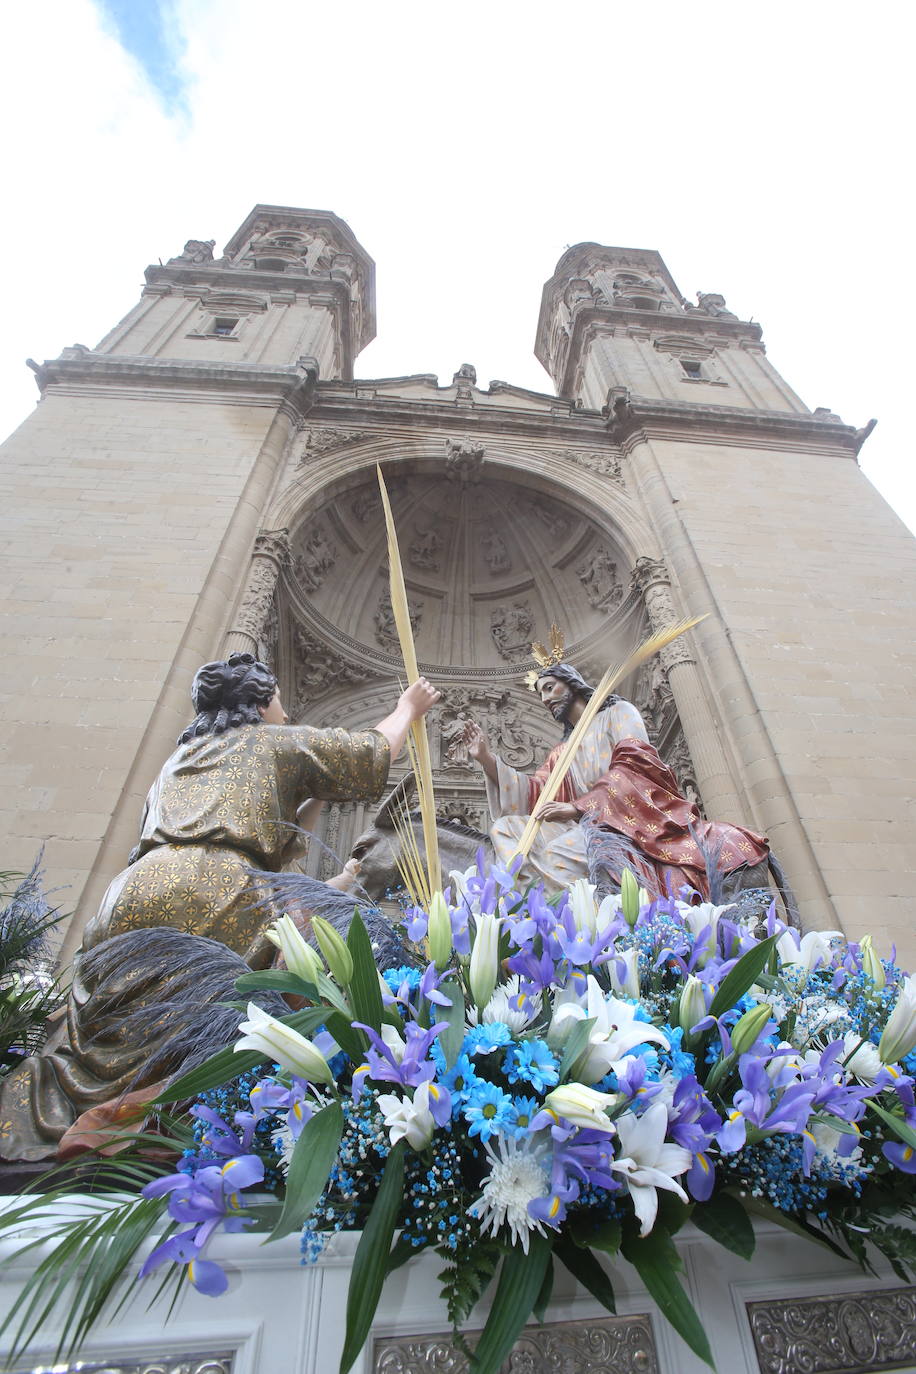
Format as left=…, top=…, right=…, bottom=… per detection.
left=464, top=661, right=768, bottom=900
left=0, top=653, right=439, bottom=1162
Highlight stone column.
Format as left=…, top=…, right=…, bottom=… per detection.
left=224, top=528, right=291, bottom=659
left=630, top=556, right=745, bottom=821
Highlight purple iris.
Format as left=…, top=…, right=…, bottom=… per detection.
left=666, top=1074, right=720, bottom=1200
left=717, top=1055, right=816, bottom=1153
left=556, top=1131, right=619, bottom=1192
left=140, top=1153, right=265, bottom=1295
left=528, top=1159, right=580, bottom=1229
left=352, top=1019, right=447, bottom=1091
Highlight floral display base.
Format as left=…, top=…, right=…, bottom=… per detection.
left=2, top=1212, right=915, bottom=1374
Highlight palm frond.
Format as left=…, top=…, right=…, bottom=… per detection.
left=376, top=466, right=440, bottom=897
left=514, top=615, right=707, bottom=858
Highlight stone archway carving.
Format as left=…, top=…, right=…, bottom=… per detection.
left=258, top=456, right=698, bottom=875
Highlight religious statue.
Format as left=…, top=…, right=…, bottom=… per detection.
left=463, top=660, right=769, bottom=900
left=0, top=653, right=439, bottom=1162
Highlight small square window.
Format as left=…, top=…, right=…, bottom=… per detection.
left=681, top=359, right=702, bottom=378
left=212, top=318, right=238, bottom=336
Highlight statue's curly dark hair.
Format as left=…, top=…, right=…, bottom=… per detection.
left=178, top=652, right=278, bottom=743
left=536, top=661, right=619, bottom=739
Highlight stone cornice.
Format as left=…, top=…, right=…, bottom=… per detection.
left=558, top=307, right=763, bottom=397
left=29, top=351, right=319, bottom=422
left=607, top=394, right=864, bottom=456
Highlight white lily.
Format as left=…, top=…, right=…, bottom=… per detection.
left=776, top=929, right=839, bottom=980
left=377, top=1081, right=437, bottom=1150
left=610, top=1102, right=692, bottom=1236
left=553, top=974, right=669, bottom=1083
left=679, top=902, right=732, bottom=966
left=542, top=1082, right=620, bottom=1133
left=608, top=947, right=640, bottom=1001
left=469, top=910, right=501, bottom=1010
left=569, top=879, right=599, bottom=936
left=265, top=914, right=323, bottom=983
left=235, top=1002, right=333, bottom=1084
left=859, top=935, right=886, bottom=992
left=879, top=975, right=916, bottom=1065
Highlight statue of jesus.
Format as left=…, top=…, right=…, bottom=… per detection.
left=463, top=661, right=769, bottom=900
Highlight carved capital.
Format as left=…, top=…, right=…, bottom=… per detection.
left=253, top=527, right=291, bottom=567
left=630, top=557, right=694, bottom=670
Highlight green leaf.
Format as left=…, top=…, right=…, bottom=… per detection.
left=235, top=969, right=318, bottom=999
left=553, top=1235, right=616, bottom=1312
left=268, top=1100, right=344, bottom=1242
left=558, top=1017, right=596, bottom=1082
left=735, top=1194, right=851, bottom=1260
left=152, top=1005, right=330, bottom=1103
left=470, top=1232, right=552, bottom=1374
left=532, top=1255, right=554, bottom=1324
left=568, top=1214, right=621, bottom=1256
left=339, top=1139, right=406, bottom=1374
left=386, top=1233, right=419, bottom=1274
left=621, top=1226, right=714, bottom=1369
left=437, top=977, right=465, bottom=1070
left=708, top=935, right=778, bottom=1021
left=324, top=1008, right=367, bottom=1065
left=346, top=910, right=386, bottom=1033
left=869, top=1099, right=916, bottom=1151
left=692, top=1192, right=755, bottom=1261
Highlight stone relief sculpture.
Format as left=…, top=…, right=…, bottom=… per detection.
left=408, top=525, right=442, bottom=572
left=229, top=529, right=290, bottom=653
left=298, top=428, right=372, bottom=463
left=480, top=527, right=510, bottom=574
left=293, top=527, right=337, bottom=592
left=439, top=688, right=548, bottom=773
left=291, top=625, right=376, bottom=709
left=528, top=497, right=570, bottom=538
left=577, top=546, right=623, bottom=611
left=490, top=602, right=535, bottom=661
left=375, top=590, right=422, bottom=650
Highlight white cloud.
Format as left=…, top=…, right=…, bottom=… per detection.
left=1, top=0, right=912, bottom=530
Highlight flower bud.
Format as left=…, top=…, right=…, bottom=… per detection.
left=310, top=915, right=354, bottom=987
left=620, top=868, right=640, bottom=927
left=426, top=890, right=453, bottom=971
left=859, top=935, right=886, bottom=992
left=569, top=879, right=598, bottom=936
left=730, top=1002, right=773, bottom=1056
left=677, top=974, right=708, bottom=1034
left=469, top=910, right=500, bottom=1010
left=235, top=1002, right=333, bottom=1083
left=265, top=914, right=323, bottom=984
left=542, top=1082, right=619, bottom=1133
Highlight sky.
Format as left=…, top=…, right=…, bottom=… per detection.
left=2, top=0, right=913, bottom=534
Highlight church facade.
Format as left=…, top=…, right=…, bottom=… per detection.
left=2, top=204, right=914, bottom=966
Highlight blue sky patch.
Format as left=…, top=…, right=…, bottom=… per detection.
left=95, top=0, right=188, bottom=114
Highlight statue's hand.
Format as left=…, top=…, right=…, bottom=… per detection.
left=400, top=676, right=441, bottom=720
left=463, top=720, right=490, bottom=761
left=534, top=800, right=580, bottom=823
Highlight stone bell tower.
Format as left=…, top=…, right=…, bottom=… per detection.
left=0, top=207, right=374, bottom=960
left=537, top=243, right=916, bottom=957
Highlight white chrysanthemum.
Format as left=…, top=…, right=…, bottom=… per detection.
left=467, top=1135, right=550, bottom=1253
left=466, top=975, right=542, bottom=1033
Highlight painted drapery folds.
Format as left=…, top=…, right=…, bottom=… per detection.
left=0, top=723, right=389, bottom=1162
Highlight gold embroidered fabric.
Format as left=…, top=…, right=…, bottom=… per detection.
left=0, top=723, right=390, bottom=1162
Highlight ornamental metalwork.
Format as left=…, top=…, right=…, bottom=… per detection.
left=374, top=1314, right=658, bottom=1372
left=747, top=1285, right=916, bottom=1373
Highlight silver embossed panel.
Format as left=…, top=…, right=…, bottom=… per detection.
left=374, top=1314, right=658, bottom=1372
left=747, top=1286, right=916, bottom=1373
left=8, top=1354, right=234, bottom=1374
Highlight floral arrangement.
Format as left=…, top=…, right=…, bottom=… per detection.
left=10, top=857, right=908, bottom=1374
